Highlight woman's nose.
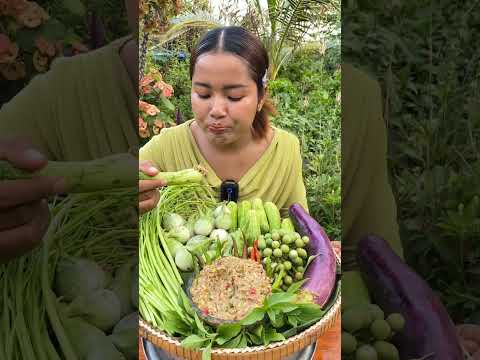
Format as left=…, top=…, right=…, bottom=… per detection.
left=210, top=96, right=227, bottom=117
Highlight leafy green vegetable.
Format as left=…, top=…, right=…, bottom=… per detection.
left=181, top=334, right=209, bottom=349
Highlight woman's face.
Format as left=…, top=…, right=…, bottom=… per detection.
left=191, top=52, right=262, bottom=148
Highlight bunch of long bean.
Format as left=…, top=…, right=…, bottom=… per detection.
left=0, top=188, right=137, bottom=360
left=139, top=182, right=217, bottom=335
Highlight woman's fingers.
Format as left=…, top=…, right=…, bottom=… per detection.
left=0, top=137, right=47, bottom=171
left=139, top=160, right=159, bottom=177
left=0, top=177, right=64, bottom=210
left=139, top=189, right=160, bottom=215
left=139, top=160, right=166, bottom=193
left=139, top=189, right=157, bottom=203
left=0, top=199, right=49, bottom=263
left=0, top=201, right=41, bottom=231
left=139, top=179, right=166, bottom=193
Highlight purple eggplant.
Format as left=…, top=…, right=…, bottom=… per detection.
left=288, top=203, right=336, bottom=307
left=357, top=234, right=463, bottom=360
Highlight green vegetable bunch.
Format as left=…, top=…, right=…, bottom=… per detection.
left=341, top=302, right=406, bottom=360
left=255, top=229, right=312, bottom=291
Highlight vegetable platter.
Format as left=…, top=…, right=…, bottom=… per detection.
left=139, top=168, right=341, bottom=360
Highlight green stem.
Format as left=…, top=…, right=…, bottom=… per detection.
left=0, top=153, right=137, bottom=193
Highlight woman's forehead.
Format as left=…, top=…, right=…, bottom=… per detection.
left=193, top=52, right=254, bottom=82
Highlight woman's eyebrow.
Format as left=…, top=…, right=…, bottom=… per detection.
left=193, top=82, right=247, bottom=90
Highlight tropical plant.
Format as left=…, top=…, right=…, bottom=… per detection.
left=138, top=64, right=177, bottom=145
left=248, top=0, right=337, bottom=80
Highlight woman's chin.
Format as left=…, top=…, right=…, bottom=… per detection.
left=208, top=134, right=233, bottom=146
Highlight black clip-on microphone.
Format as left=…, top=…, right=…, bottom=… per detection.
left=220, top=180, right=239, bottom=202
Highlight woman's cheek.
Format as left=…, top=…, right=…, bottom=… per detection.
left=191, top=95, right=208, bottom=117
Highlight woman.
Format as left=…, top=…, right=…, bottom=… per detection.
left=139, top=26, right=308, bottom=216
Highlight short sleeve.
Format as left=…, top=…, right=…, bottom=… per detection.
left=139, top=132, right=166, bottom=171
left=283, top=136, right=308, bottom=215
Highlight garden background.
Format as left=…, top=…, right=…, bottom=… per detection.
left=140, top=0, right=342, bottom=241
left=0, top=0, right=131, bottom=105
left=344, top=0, right=480, bottom=324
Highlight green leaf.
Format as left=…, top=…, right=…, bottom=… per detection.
left=181, top=334, right=209, bottom=349
left=193, top=312, right=210, bottom=336
left=270, top=303, right=299, bottom=313
left=267, top=309, right=276, bottom=323
left=271, top=313, right=285, bottom=328
left=237, top=332, right=248, bottom=348
left=163, top=311, right=191, bottom=336
left=217, top=323, right=242, bottom=342
left=42, top=19, right=67, bottom=40
left=264, top=327, right=286, bottom=344
left=287, top=315, right=299, bottom=327
left=62, top=0, right=86, bottom=16
left=265, top=292, right=296, bottom=308
left=221, top=333, right=242, bottom=348
left=287, top=279, right=308, bottom=294
left=161, top=94, right=175, bottom=111
left=16, top=28, right=40, bottom=52
left=295, top=303, right=324, bottom=323
left=252, top=324, right=264, bottom=338
left=240, top=308, right=265, bottom=325
left=246, top=331, right=263, bottom=345
left=202, top=342, right=212, bottom=360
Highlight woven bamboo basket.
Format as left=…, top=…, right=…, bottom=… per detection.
left=140, top=256, right=341, bottom=360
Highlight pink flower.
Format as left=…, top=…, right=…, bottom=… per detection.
left=141, top=84, right=152, bottom=95
left=35, top=36, right=55, bottom=57
left=0, top=34, right=18, bottom=64
left=32, top=49, right=49, bottom=72
left=139, top=100, right=150, bottom=113
left=16, top=1, right=49, bottom=28
left=139, top=117, right=147, bottom=131
left=162, top=84, right=174, bottom=98
left=139, top=127, right=150, bottom=138
left=146, top=104, right=160, bottom=116
left=140, top=75, right=154, bottom=88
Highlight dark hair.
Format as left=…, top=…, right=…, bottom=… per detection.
left=190, top=26, right=276, bottom=139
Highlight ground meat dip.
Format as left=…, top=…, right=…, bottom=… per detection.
left=190, top=257, right=272, bottom=321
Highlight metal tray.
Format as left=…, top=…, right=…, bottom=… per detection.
left=142, top=338, right=317, bottom=360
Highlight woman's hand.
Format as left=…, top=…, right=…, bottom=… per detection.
left=139, top=160, right=166, bottom=215
left=0, top=138, right=66, bottom=263
left=457, top=324, right=480, bottom=359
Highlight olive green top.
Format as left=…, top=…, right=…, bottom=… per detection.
left=139, top=119, right=309, bottom=217
left=341, top=63, right=404, bottom=271
left=0, top=36, right=138, bottom=160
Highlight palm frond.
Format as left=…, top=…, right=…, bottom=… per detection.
left=150, top=12, right=225, bottom=49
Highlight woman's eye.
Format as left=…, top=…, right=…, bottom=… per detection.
left=197, top=94, right=211, bottom=99
left=228, top=96, right=243, bottom=102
